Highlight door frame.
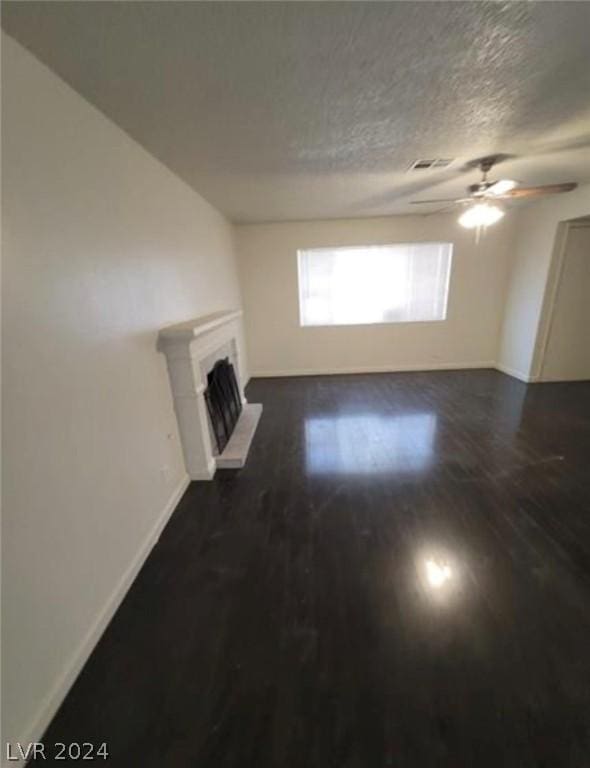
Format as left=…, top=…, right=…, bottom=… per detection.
left=530, top=218, right=590, bottom=381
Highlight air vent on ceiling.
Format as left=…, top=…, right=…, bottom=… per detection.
left=408, top=158, right=453, bottom=171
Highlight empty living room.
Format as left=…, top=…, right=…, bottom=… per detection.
left=2, top=1, right=590, bottom=766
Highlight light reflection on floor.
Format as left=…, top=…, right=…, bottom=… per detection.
left=304, top=412, right=437, bottom=475
left=415, top=548, right=462, bottom=607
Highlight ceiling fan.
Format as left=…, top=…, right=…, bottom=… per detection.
left=410, top=156, right=578, bottom=229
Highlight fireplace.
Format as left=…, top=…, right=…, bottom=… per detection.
left=158, top=310, right=262, bottom=480
left=204, top=358, right=243, bottom=454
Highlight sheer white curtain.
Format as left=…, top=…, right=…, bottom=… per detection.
left=298, top=242, right=452, bottom=327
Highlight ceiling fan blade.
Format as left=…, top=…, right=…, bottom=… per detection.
left=422, top=203, right=459, bottom=216
left=497, top=182, right=577, bottom=199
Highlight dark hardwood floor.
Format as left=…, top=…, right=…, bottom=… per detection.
left=39, top=371, right=590, bottom=767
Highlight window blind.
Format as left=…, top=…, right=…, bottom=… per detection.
left=297, top=242, right=452, bottom=327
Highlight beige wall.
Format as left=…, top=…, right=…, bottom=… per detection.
left=497, top=185, right=590, bottom=381
left=1, top=34, right=243, bottom=752
left=236, top=214, right=517, bottom=376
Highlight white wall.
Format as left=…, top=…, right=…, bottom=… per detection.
left=1, top=34, right=244, bottom=753
left=540, top=223, right=590, bottom=381
left=497, top=185, right=590, bottom=381
left=236, top=214, right=517, bottom=376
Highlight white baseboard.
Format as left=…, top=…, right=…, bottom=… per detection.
left=4, top=474, right=191, bottom=768
left=494, top=363, right=533, bottom=383
left=251, top=361, right=496, bottom=378
left=249, top=361, right=542, bottom=384
left=533, top=374, right=590, bottom=383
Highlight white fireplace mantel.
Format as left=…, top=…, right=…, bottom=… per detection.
left=158, top=310, right=261, bottom=481
left=158, top=309, right=244, bottom=344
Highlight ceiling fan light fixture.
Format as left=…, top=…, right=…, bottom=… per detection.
left=458, top=202, right=504, bottom=229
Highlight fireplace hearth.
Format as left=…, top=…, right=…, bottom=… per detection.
left=204, top=358, right=243, bottom=454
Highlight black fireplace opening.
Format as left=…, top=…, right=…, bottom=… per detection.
left=204, top=358, right=243, bottom=454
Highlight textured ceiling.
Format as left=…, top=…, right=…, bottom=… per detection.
left=3, top=1, right=590, bottom=223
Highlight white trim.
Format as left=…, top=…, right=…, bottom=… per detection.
left=530, top=221, right=571, bottom=381
left=533, top=221, right=590, bottom=382
left=158, top=309, right=242, bottom=343
left=4, top=474, right=191, bottom=768
left=250, top=362, right=542, bottom=383
left=494, top=363, right=533, bottom=383
left=250, top=361, right=496, bottom=378
left=532, top=373, right=590, bottom=383
left=190, top=458, right=216, bottom=481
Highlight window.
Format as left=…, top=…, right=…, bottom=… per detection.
left=297, top=242, right=452, bottom=327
